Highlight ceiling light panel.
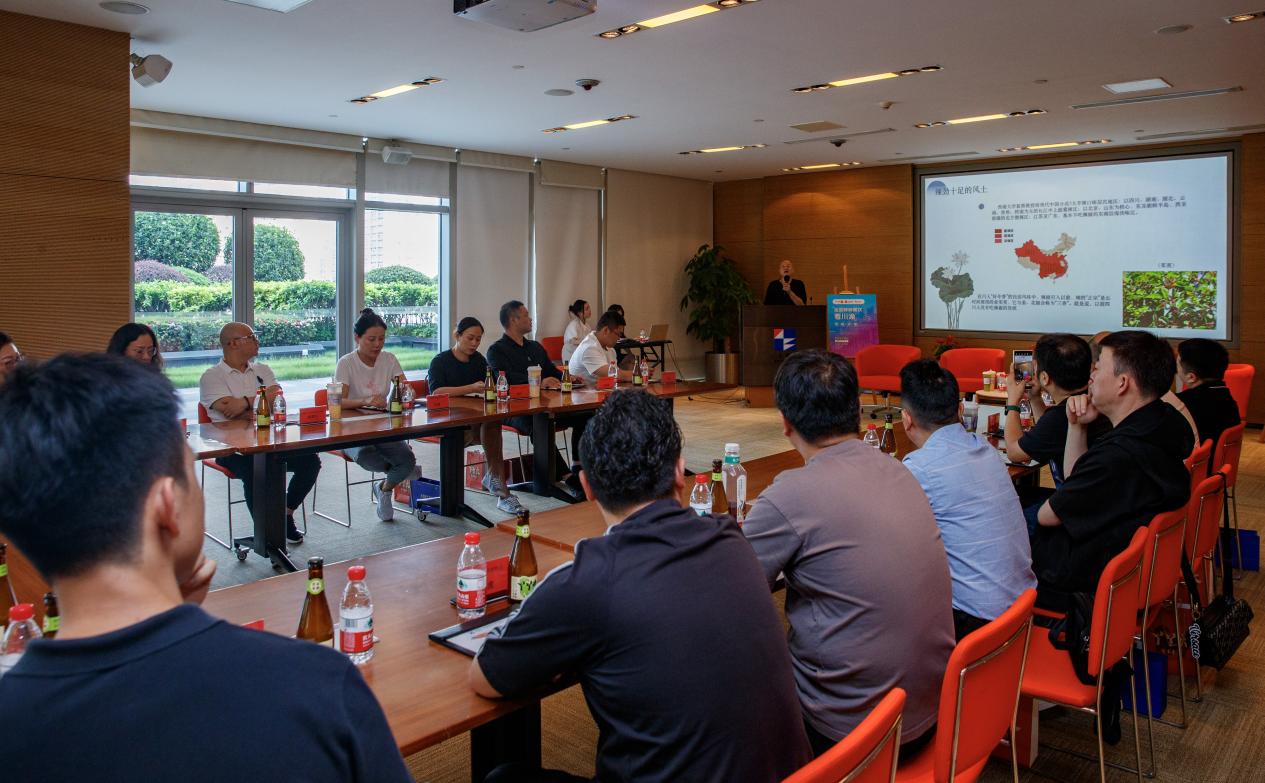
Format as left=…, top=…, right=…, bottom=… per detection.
left=998, top=139, right=1111, bottom=152
left=1103, top=78, right=1171, bottom=94
left=791, top=65, right=939, bottom=94
left=916, top=109, right=1045, bottom=128
left=678, top=143, right=767, bottom=155
left=597, top=0, right=759, bottom=39
left=781, top=162, right=862, bottom=172
left=541, top=114, right=636, bottom=133
left=350, top=78, right=442, bottom=104
left=1224, top=10, right=1264, bottom=22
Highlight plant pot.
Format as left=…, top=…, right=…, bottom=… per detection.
left=705, top=352, right=739, bottom=384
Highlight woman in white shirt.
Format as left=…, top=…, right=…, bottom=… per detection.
left=334, top=308, right=417, bottom=522
left=561, top=299, right=592, bottom=363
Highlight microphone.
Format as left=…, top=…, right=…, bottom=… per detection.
left=783, top=274, right=790, bottom=283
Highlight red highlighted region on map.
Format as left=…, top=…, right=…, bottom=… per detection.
left=1014, top=233, right=1076, bottom=280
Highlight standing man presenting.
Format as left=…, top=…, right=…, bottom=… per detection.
left=764, top=259, right=808, bottom=306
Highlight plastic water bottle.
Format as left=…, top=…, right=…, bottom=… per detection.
left=496, top=371, right=509, bottom=402
left=339, top=565, right=374, bottom=665
left=1, top=604, right=41, bottom=677
left=401, top=381, right=415, bottom=410
left=689, top=474, right=712, bottom=516
left=722, top=443, right=748, bottom=525
left=863, top=423, right=880, bottom=449
left=271, top=391, right=287, bottom=429
left=607, top=360, right=619, bottom=388
left=457, top=532, right=487, bottom=621
left=1019, top=398, right=1033, bottom=429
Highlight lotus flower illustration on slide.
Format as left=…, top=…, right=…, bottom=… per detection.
left=930, top=251, right=974, bottom=330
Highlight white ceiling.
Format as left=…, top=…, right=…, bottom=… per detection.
left=6, top=0, right=1265, bottom=181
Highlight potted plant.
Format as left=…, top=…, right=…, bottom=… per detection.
left=679, top=244, right=755, bottom=383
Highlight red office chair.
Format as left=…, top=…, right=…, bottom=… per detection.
left=855, top=345, right=921, bottom=415
left=1223, top=363, right=1253, bottom=424
left=1213, top=423, right=1246, bottom=572
left=1182, top=471, right=1227, bottom=703
left=540, top=335, right=564, bottom=363
left=938, top=348, right=1006, bottom=394
left=783, top=688, right=905, bottom=783
left=1021, top=528, right=1148, bottom=783
left=894, top=590, right=1036, bottom=783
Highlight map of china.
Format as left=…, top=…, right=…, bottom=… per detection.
left=1015, top=233, right=1076, bottom=279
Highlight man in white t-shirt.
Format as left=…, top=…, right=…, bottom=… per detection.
left=568, top=311, right=635, bottom=384
left=198, top=322, right=320, bottom=544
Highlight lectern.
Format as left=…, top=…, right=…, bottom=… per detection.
left=740, top=305, right=827, bottom=407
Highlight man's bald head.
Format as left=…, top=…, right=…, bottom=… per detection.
left=218, top=322, right=259, bottom=365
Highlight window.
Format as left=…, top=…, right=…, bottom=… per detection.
left=255, top=182, right=355, bottom=200
left=364, top=209, right=442, bottom=374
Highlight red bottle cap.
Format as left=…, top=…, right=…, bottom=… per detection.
left=347, top=565, right=366, bottom=581
left=9, top=603, right=34, bottom=622
left=464, top=532, right=481, bottom=545
left=695, top=473, right=709, bottom=484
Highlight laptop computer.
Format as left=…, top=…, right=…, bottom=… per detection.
left=648, top=323, right=670, bottom=341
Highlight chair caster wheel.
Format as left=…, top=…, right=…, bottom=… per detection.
left=416, top=509, right=429, bottom=523
left=235, top=546, right=249, bottom=562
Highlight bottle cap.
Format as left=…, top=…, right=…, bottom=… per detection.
left=307, top=556, right=323, bottom=567
left=695, top=473, right=709, bottom=483
left=867, top=423, right=877, bottom=429
left=724, top=442, right=739, bottom=453
left=9, top=603, right=34, bottom=622
left=464, top=532, right=481, bottom=545
left=347, top=565, right=366, bottom=581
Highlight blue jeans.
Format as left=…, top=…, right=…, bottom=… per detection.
left=345, top=442, right=416, bottom=487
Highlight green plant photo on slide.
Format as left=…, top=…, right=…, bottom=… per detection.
left=1121, top=270, right=1217, bottom=330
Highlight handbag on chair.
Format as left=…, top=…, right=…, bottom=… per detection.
left=1180, top=545, right=1254, bottom=671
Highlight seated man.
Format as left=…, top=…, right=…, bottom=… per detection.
left=1176, top=337, right=1240, bottom=451
left=742, top=350, right=954, bottom=756
left=0, top=354, right=410, bottom=782
left=1033, top=330, right=1193, bottom=607
left=900, top=359, right=1037, bottom=641
left=199, top=322, right=320, bottom=544
left=0, top=331, right=21, bottom=387
left=1004, top=333, right=1109, bottom=528
left=487, top=300, right=588, bottom=495
left=470, top=390, right=811, bottom=782
left=567, top=310, right=635, bottom=384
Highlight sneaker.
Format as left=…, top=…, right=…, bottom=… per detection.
left=481, top=470, right=509, bottom=497
left=372, top=480, right=394, bottom=522
left=563, top=472, right=585, bottom=497
left=496, top=494, right=527, bottom=515
left=553, top=479, right=584, bottom=500
left=285, top=515, right=304, bottom=544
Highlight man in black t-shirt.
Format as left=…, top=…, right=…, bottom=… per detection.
left=0, top=355, right=410, bottom=783
left=487, top=300, right=589, bottom=496
left=471, top=390, right=811, bottom=783
left=764, top=258, right=808, bottom=306
left=1176, top=338, right=1241, bottom=453
left=1032, top=331, right=1193, bottom=606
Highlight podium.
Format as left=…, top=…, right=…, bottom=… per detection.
left=740, top=305, right=827, bottom=406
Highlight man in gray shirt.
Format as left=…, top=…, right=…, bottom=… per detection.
left=743, top=350, right=955, bottom=756
left=900, top=359, right=1036, bottom=641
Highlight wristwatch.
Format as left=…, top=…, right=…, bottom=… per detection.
left=1004, top=404, right=1022, bottom=414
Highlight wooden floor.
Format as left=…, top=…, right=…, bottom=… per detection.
left=403, top=409, right=1265, bottom=783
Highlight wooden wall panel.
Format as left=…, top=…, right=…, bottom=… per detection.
left=0, top=12, right=131, bottom=358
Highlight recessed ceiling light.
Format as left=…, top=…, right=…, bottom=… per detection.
left=99, top=1, right=149, bottom=13
left=781, top=162, right=861, bottom=172
left=222, top=0, right=314, bottom=12
left=948, top=113, right=1009, bottom=124
left=349, top=78, right=442, bottom=104
left=597, top=1, right=759, bottom=39
left=679, top=144, right=767, bottom=155
left=917, top=110, right=1045, bottom=128
left=998, top=139, right=1112, bottom=152
left=1155, top=23, right=1192, bottom=34
left=1224, top=10, right=1263, bottom=23
left=1103, top=77, right=1171, bottom=94
left=542, top=115, right=637, bottom=133
left=791, top=66, right=940, bottom=94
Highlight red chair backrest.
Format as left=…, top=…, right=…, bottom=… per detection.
left=1224, top=363, right=1254, bottom=422
left=855, top=344, right=922, bottom=377
left=1139, top=508, right=1187, bottom=612
left=1212, top=422, right=1245, bottom=489
left=540, top=336, right=564, bottom=362
left=197, top=402, right=212, bottom=424
left=315, top=388, right=328, bottom=406
left=1187, top=471, right=1227, bottom=564
left=783, top=688, right=905, bottom=783
left=1184, top=438, right=1212, bottom=489
left=932, top=589, right=1035, bottom=783
left=1088, top=528, right=1147, bottom=679
left=409, top=379, right=428, bottom=397
left=939, top=348, right=1006, bottom=379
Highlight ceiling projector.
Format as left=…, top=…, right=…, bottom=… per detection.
left=453, top=0, right=595, bottom=32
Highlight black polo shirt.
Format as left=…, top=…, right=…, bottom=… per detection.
left=427, top=348, right=489, bottom=392
left=764, top=278, right=808, bottom=306
left=486, top=334, right=562, bottom=385
left=0, top=604, right=411, bottom=783
left=1018, top=396, right=1111, bottom=484
left=1177, top=381, right=1240, bottom=452
left=1033, top=399, right=1193, bottom=598
left=476, top=499, right=811, bottom=783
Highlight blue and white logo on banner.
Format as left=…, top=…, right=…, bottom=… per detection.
left=773, top=327, right=797, bottom=352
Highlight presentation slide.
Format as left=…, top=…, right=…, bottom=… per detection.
left=920, top=154, right=1231, bottom=339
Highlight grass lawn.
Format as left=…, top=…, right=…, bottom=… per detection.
left=165, top=346, right=438, bottom=389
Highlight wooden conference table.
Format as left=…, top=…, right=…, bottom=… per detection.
left=190, top=380, right=730, bottom=572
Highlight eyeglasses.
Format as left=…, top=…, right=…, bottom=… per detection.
left=129, top=345, right=159, bottom=357
left=0, top=355, right=20, bottom=370
left=232, top=334, right=260, bottom=344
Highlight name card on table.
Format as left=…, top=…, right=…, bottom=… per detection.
left=509, top=384, right=531, bottom=399
left=299, top=406, right=327, bottom=425
left=242, top=619, right=266, bottom=631
left=486, top=556, right=509, bottom=597
left=659, top=371, right=676, bottom=384
left=425, top=393, right=450, bottom=409
left=179, top=418, right=187, bottom=436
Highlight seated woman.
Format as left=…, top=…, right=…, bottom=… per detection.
left=106, top=323, right=164, bottom=370
left=0, top=331, right=21, bottom=387
left=561, top=299, right=591, bottom=363
left=335, top=308, right=419, bottom=522
left=427, top=317, right=526, bottom=515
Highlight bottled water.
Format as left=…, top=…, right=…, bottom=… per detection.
left=607, top=360, right=619, bottom=388
left=496, top=371, right=509, bottom=402
left=457, top=532, right=488, bottom=621
left=863, top=424, right=880, bottom=449
left=722, top=443, right=747, bottom=525
left=1, top=604, right=41, bottom=678
left=271, top=392, right=286, bottom=429
left=339, top=566, right=374, bottom=665
left=689, top=474, right=712, bottom=516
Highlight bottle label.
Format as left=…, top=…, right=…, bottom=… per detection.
left=390, top=401, right=403, bottom=414
left=690, top=502, right=710, bottom=516
left=516, top=524, right=531, bottom=538
left=257, top=414, right=270, bottom=427
left=457, top=571, right=487, bottom=608
left=339, top=612, right=373, bottom=654
left=0, top=564, right=7, bottom=577
left=307, top=578, right=324, bottom=595
left=562, top=382, right=572, bottom=392
left=43, top=615, right=60, bottom=633
left=710, top=471, right=722, bottom=482
left=511, top=575, right=537, bottom=601
left=724, top=454, right=740, bottom=465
